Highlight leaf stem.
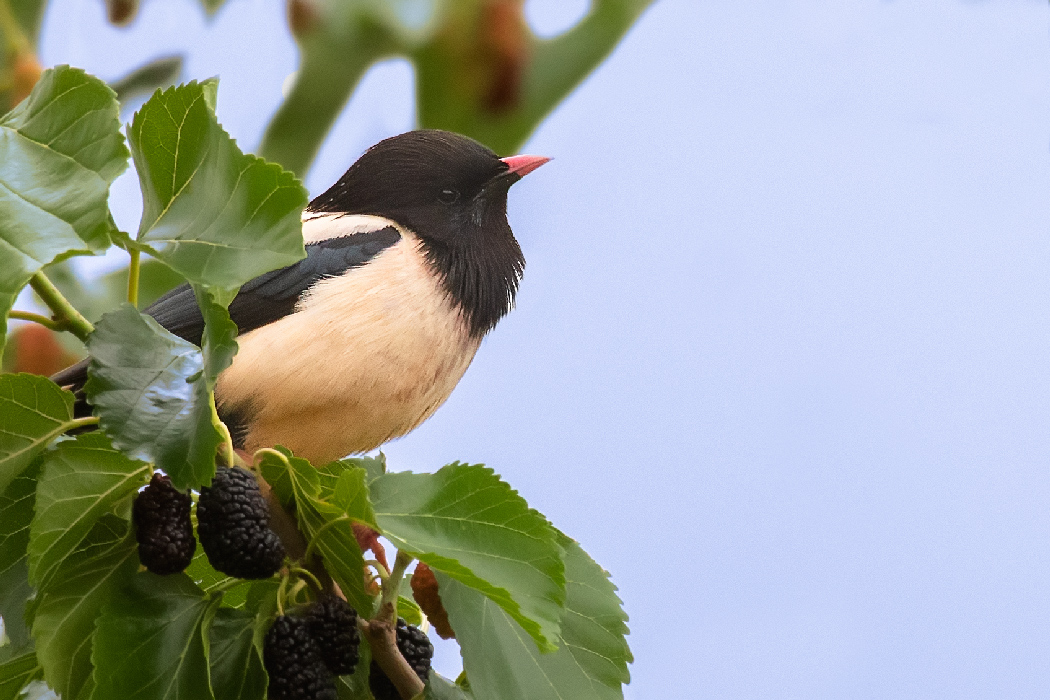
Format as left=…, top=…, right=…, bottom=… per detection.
left=289, top=566, right=324, bottom=596
left=302, top=515, right=353, bottom=565
left=379, top=550, right=414, bottom=625
left=276, top=570, right=290, bottom=617
left=8, top=310, right=63, bottom=331
left=29, top=272, right=93, bottom=342
left=253, top=447, right=290, bottom=470
left=67, top=416, right=99, bottom=430
left=127, top=248, right=141, bottom=306
left=210, top=397, right=235, bottom=467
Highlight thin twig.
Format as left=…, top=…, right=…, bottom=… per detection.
left=29, top=272, right=93, bottom=341
left=8, top=310, right=63, bottom=331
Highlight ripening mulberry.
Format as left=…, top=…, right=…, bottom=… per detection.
left=410, top=563, right=455, bottom=639
left=132, top=472, right=195, bottom=575
left=306, top=596, right=360, bottom=675
left=196, top=466, right=285, bottom=579
left=264, top=615, right=338, bottom=700
left=368, top=619, right=434, bottom=700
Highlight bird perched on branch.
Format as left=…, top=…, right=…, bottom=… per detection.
left=53, top=130, right=548, bottom=465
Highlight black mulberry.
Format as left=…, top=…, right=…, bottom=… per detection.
left=264, top=615, right=338, bottom=700
left=368, top=619, right=434, bottom=700
left=132, top=472, right=195, bottom=575
left=306, top=597, right=360, bottom=675
left=196, top=466, right=285, bottom=579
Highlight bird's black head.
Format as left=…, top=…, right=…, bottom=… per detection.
left=308, top=130, right=548, bottom=337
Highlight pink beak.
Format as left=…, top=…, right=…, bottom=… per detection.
left=501, top=154, right=551, bottom=178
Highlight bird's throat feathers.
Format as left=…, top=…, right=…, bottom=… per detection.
left=303, top=212, right=522, bottom=338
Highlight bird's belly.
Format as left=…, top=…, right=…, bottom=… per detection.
left=215, top=239, right=480, bottom=464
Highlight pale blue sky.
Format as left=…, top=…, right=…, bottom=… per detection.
left=38, top=0, right=1050, bottom=697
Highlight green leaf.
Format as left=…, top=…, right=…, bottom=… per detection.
left=32, top=515, right=138, bottom=700
left=186, top=541, right=250, bottom=609
left=0, top=652, right=41, bottom=700
left=370, top=464, right=564, bottom=652
left=208, top=608, right=266, bottom=700
left=258, top=449, right=373, bottom=615
left=426, top=672, right=473, bottom=700
left=435, top=538, right=631, bottom=700
left=397, top=595, right=423, bottom=627
left=335, top=454, right=386, bottom=483
left=0, top=374, right=75, bottom=493
left=91, top=572, right=220, bottom=700
left=0, top=460, right=40, bottom=654
left=27, top=433, right=148, bottom=589
left=127, top=79, right=306, bottom=292
left=0, top=65, right=128, bottom=351
left=83, top=303, right=221, bottom=490
left=331, top=467, right=377, bottom=529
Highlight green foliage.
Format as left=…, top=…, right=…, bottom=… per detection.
left=0, top=372, right=75, bottom=493
left=0, top=461, right=38, bottom=656
left=0, top=652, right=41, bottom=700
left=0, top=25, right=637, bottom=695
left=0, top=66, right=128, bottom=352
left=26, top=433, right=147, bottom=590
left=84, top=303, right=227, bottom=490
left=91, top=573, right=222, bottom=700
left=370, top=464, right=565, bottom=651
left=435, top=537, right=631, bottom=700
left=127, top=79, right=306, bottom=292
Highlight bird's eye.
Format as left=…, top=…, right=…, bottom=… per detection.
left=438, top=188, right=460, bottom=204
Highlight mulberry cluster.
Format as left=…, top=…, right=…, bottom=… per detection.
left=263, top=616, right=338, bottom=700
left=196, top=466, right=285, bottom=579
left=132, top=473, right=195, bottom=575
left=368, top=619, right=434, bottom=700
left=306, top=597, right=360, bottom=675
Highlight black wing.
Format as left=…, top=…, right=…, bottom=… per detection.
left=144, top=226, right=402, bottom=345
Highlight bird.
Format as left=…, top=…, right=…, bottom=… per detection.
left=52, top=129, right=548, bottom=465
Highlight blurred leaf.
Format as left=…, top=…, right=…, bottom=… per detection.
left=0, top=652, right=41, bottom=700
left=0, top=374, right=75, bottom=493
left=0, top=461, right=38, bottom=655
left=0, top=66, right=128, bottom=352
left=208, top=607, right=267, bottom=700
left=109, top=55, right=183, bottom=109
left=370, top=463, right=564, bottom=652
left=127, top=79, right=307, bottom=292
left=198, top=0, right=227, bottom=17
left=259, top=2, right=404, bottom=176
left=436, top=538, right=630, bottom=700
left=32, top=516, right=138, bottom=700
left=84, top=304, right=226, bottom=490
left=91, top=572, right=220, bottom=700
left=258, top=449, right=374, bottom=615
left=259, top=0, right=652, bottom=176
left=414, top=0, right=653, bottom=155
left=27, top=433, right=149, bottom=590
